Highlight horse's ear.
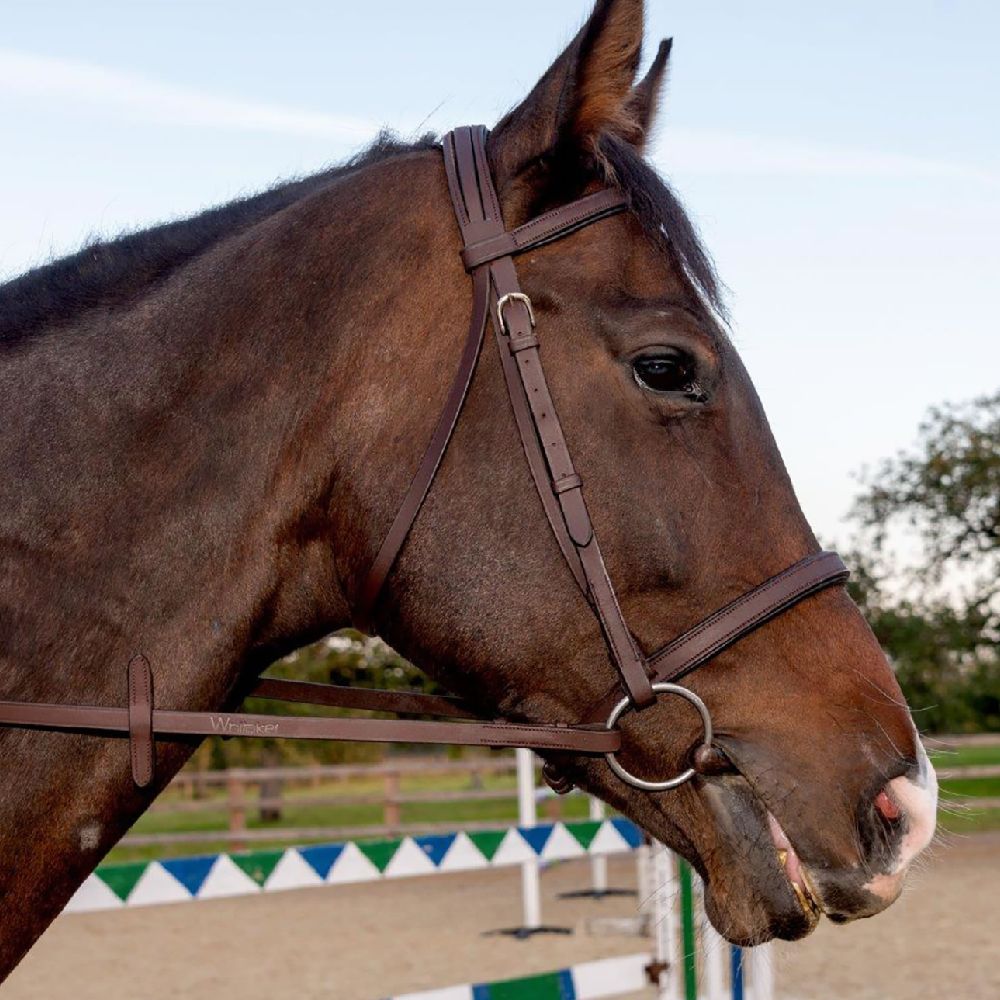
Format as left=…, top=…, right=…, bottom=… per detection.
left=488, top=0, right=645, bottom=198
left=620, top=37, right=672, bottom=151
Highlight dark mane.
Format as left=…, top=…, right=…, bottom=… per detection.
left=1, top=128, right=724, bottom=345
left=0, top=132, right=440, bottom=344
left=599, top=133, right=726, bottom=320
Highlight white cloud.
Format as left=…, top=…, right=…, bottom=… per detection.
left=657, top=127, right=999, bottom=186
left=4, top=47, right=996, bottom=189
left=0, top=48, right=378, bottom=141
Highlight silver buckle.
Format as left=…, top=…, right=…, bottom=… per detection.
left=496, top=292, right=536, bottom=334
left=604, top=682, right=713, bottom=791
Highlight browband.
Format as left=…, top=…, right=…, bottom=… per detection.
left=460, top=189, right=628, bottom=270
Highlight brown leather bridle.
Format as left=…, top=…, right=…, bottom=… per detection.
left=0, top=127, right=848, bottom=793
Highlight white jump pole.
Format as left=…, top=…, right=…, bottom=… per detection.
left=635, top=839, right=651, bottom=908
left=698, top=875, right=727, bottom=1000
left=651, top=842, right=682, bottom=1000
left=746, top=943, right=774, bottom=1000
left=589, top=796, right=608, bottom=894
left=515, top=747, right=542, bottom=930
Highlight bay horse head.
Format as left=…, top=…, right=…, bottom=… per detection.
left=0, top=0, right=936, bottom=974
left=341, top=0, right=938, bottom=943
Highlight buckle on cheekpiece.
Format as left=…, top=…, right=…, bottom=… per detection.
left=496, top=291, right=536, bottom=334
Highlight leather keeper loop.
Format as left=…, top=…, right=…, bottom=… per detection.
left=508, top=332, right=540, bottom=354
left=553, top=473, right=582, bottom=495
left=127, top=655, right=155, bottom=788
left=558, top=486, right=594, bottom=547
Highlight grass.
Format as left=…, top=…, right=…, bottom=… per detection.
left=103, top=742, right=1000, bottom=864
left=926, top=743, right=1000, bottom=768
left=929, top=742, right=1000, bottom=835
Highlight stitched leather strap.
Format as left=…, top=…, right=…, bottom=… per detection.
left=0, top=680, right=620, bottom=754
left=648, top=551, right=849, bottom=683
left=449, top=126, right=654, bottom=708
left=579, top=551, right=850, bottom=727
left=461, top=189, right=628, bottom=270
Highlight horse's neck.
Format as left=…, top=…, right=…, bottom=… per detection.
left=0, top=160, right=410, bottom=979
left=2, top=149, right=463, bottom=710
left=0, top=147, right=469, bottom=981
left=0, top=183, right=394, bottom=709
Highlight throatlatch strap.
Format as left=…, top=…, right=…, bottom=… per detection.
left=356, top=125, right=635, bottom=646
left=354, top=263, right=491, bottom=633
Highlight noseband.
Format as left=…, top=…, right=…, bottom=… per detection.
left=0, top=127, right=848, bottom=793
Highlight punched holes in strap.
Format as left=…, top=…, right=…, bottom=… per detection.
left=127, top=654, right=155, bottom=788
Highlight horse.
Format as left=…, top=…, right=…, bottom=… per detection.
left=0, top=0, right=937, bottom=979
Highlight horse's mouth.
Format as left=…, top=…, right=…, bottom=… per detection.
left=766, top=811, right=823, bottom=924
left=648, top=767, right=826, bottom=945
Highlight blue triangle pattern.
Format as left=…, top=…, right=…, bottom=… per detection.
left=413, top=833, right=456, bottom=868
left=557, top=968, right=577, bottom=998
left=161, top=855, right=217, bottom=896
left=518, top=823, right=555, bottom=855
left=610, top=817, right=643, bottom=848
left=298, top=843, right=345, bottom=880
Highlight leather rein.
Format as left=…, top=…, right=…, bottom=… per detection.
left=0, top=127, right=848, bottom=793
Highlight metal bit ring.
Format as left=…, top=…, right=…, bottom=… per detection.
left=604, top=682, right=713, bottom=791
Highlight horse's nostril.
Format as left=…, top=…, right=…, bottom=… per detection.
left=874, top=788, right=901, bottom=821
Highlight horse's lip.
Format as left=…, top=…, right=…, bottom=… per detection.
left=676, top=759, right=825, bottom=940
left=713, top=746, right=825, bottom=921
left=646, top=778, right=819, bottom=944
left=767, top=811, right=823, bottom=921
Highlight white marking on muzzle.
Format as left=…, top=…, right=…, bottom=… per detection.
left=893, top=740, right=939, bottom=864
left=864, top=740, right=938, bottom=901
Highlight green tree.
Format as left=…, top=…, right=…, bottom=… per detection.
left=848, top=391, right=1000, bottom=733
left=844, top=549, right=997, bottom=733
left=855, top=391, right=1000, bottom=583
left=192, top=631, right=435, bottom=769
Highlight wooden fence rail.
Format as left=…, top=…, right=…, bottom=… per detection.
left=168, top=758, right=519, bottom=789
left=127, top=756, right=536, bottom=851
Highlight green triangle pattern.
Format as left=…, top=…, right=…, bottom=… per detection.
left=467, top=829, right=507, bottom=861
left=232, top=849, right=284, bottom=886
left=357, top=838, right=402, bottom=873
left=565, top=820, right=603, bottom=850
left=98, top=861, right=150, bottom=902
left=486, top=971, right=568, bottom=1000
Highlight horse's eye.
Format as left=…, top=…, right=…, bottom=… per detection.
left=632, top=350, right=701, bottom=396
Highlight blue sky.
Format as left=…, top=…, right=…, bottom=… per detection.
left=3, top=1, right=998, bottom=542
